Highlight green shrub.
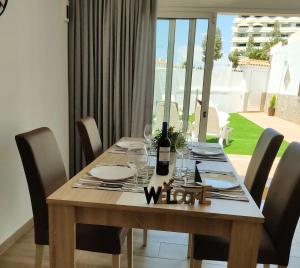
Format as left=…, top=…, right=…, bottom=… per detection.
left=152, top=126, right=185, bottom=152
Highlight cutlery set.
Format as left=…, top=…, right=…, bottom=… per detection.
left=189, top=153, right=227, bottom=162
left=74, top=176, right=147, bottom=193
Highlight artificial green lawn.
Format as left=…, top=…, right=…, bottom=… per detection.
left=207, top=113, right=289, bottom=156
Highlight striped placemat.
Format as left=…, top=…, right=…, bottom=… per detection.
left=73, top=165, right=154, bottom=193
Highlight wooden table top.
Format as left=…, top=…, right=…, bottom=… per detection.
left=47, top=138, right=264, bottom=224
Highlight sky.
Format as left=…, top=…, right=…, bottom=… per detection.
left=156, top=15, right=235, bottom=67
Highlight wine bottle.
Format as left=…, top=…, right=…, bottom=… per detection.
left=156, top=122, right=171, bottom=175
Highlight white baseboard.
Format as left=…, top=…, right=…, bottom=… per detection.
left=0, top=218, right=33, bottom=256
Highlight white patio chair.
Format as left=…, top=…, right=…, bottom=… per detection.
left=154, top=101, right=181, bottom=131
left=193, top=103, right=231, bottom=145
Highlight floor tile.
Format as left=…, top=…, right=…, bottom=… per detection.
left=145, top=230, right=189, bottom=245
left=124, top=240, right=160, bottom=258
left=158, top=242, right=188, bottom=260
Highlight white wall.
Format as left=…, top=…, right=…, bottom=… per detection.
left=239, top=65, right=270, bottom=111
left=154, top=66, right=246, bottom=113
left=0, top=0, right=68, bottom=245
left=268, top=33, right=300, bottom=96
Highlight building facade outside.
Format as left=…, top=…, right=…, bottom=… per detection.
left=232, top=16, right=300, bottom=51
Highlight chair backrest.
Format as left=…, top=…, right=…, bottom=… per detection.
left=194, top=104, right=221, bottom=137
left=244, top=128, right=283, bottom=207
left=207, top=106, right=221, bottom=135
left=77, top=116, right=102, bottom=164
left=263, top=142, right=300, bottom=265
left=155, top=102, right=181, bottom=131
left=15, top=127, right=67, bottom=245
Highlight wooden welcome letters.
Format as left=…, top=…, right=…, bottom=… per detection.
left=144, top=179, right=212, bottom=205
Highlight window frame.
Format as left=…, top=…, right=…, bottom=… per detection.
left=155, top=11, right=217, bottom=141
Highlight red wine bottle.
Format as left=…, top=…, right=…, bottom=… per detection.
left=156, top=122, right=171, bottom=175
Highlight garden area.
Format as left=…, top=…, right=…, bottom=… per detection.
left=208, top=113, right=289, bottom=156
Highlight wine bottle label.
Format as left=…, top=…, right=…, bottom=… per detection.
left=159, top=147, right=170, bottom=161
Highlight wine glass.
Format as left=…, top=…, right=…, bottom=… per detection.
left=185, top=128, right=193, bottom=149
left=179, top=120, right=188, bottom=136
left=175, top=134, right=189, bottom=178
left=127, top=144, right=148, bottom=185
left=144, top=124, right=152, bottom=143
left=144, top=123, right=153, bottom=163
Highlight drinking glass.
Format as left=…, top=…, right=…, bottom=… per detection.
left=144, top=124, right=153, bottom=143
left=175, top=134, right=189, bottom=178
left=144, top=123, right=153, bottom=164
left=178, top=120, right=186, bottom=136
left=126, top=144, right=148, bottom=184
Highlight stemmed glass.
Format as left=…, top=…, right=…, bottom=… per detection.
left=144, top=124, right=152, bottom=144
left=144, top=123, right=152, bottom=164
left=179, top=120, right=188, bottom=136
left=175, top=134, right=189, bottom=178
left=180, top=120, right=193, bottom=149
left=126, top=144, right=148, bottom=185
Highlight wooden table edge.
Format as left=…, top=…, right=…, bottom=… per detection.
left=47, top=198, right=264, bottom=224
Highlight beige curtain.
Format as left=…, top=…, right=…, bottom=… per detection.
left=68, top=0, right=157, bottom=174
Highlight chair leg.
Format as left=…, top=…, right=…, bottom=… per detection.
left=187, top=234, right=193, bottom=258
left=143, top=229, right=147, bottom=247
left=278, top=266, right=287, bottom=268
left=35, top=245, right=44, bottom=268
left=190, top=258, right=202, bottom=268
left=112, top=254, right=121, bottom=268
left=127, top=228, right=133, bottom=268
left=263, top=265, right=270, bottom=268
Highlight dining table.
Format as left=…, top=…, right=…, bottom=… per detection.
left=47, top=137, right=264, bottom=268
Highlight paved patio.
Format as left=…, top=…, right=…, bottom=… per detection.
left=229, top=154, right=278, bottom=178
left=240, top=112, right=300, bottom=143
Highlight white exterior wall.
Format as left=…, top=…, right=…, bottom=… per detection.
left=267, top=32, right=300, bottom=95
left=240, top=65, right=270, bottom=111
left=154, top=65, right=246, bottom=114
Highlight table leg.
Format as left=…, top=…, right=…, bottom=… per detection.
left=49, top=205, right=75, bottom=268
left=228, top=221, right=261, bottom=268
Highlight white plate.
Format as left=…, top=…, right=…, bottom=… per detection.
left=202, top=176, right=240, bottom=190
left=89, top=166, right=135, bottom=181
left=116, top=141, right=145, bottom=150
left=192, top=147, right=223, bottom=156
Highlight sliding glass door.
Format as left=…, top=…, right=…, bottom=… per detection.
left=152, top=14, right=217, bottom=142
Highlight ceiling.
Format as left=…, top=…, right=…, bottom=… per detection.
left=158, top=0, right=300, bottom=15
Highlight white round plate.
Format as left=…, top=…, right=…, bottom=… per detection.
left=203, top=177, right=240, bottom=190
left=192, top=147, right=223, bottom=156
left=116, top=141, right=145, bottom=149
left=89, top=166, right=135, bottom=181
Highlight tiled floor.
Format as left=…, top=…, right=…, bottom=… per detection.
left=0, top=226, right=300, bottom=267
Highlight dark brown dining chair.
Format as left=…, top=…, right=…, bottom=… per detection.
left=191, top=142, right=300, bottom=268
left=244, top=128, right=284, bottom=207
left=15, top=127, right=132, bottom=268
left=187, top=128, right=283, bottom=258
left=77, top=116, right=148, bottom=247
left=76, top=116, right=103, bottom=164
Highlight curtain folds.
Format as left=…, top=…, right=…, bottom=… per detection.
left=68, top=0, right=157, bottom=175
